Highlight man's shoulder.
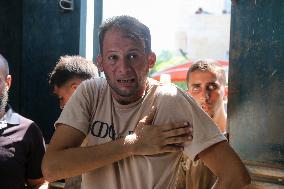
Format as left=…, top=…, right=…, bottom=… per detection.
left=147, top=79, right=197, bottom=109
left=6, top=109, right=42, bottom=136
left=15, top=114, right=43, bottom=139
left=150, top=80, right=188, bottom=99
left=82, top=77, right=107, bottom=85
left=80, top=77, right=108, bottom=92
left=13, top=113, right=38, bottom=130
left=17, top=114, right=34, bottom=125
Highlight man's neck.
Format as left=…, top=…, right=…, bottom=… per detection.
left=112, top=81, right=149, bottom=105
left=213, top=108, right=227, bottom=133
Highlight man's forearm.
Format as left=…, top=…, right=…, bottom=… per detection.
left=212, top=177, right=251, bottom=189
left=199, top=141, right=251, bottom=189
left=42, top=119, right=192, bottom=182
left=242, top=184, right=265, bottom=189
left=42, top=138, right=131, bottom=182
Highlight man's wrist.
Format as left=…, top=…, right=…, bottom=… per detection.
left=123, top=133, right=138, bottom=156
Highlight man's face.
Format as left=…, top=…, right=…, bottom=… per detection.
left=53, top=82, right=77, bottom=110
left=187, top=70, right=226, bottom=118
left=98, top=29, right=155, bottom=104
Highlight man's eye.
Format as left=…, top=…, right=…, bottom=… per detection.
left=208, top=84, right=218, bottom=91
left=108, top=55, right=118, bottom=61
left=128, top=54, right=137, bottom=60
left=192, top=86, right=200, bottom=92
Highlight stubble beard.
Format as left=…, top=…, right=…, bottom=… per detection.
left=0, top=86, right=8, bottom=113
left=105, top=76, right=148, bottom=105
left=105, top=74, right=140, bottom=98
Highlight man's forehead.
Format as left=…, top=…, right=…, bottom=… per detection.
left=189, top=70, right=223, bottom=84
left=191, top=70, right=217, bottom=79
left=103, top=28, right=146, bottom=49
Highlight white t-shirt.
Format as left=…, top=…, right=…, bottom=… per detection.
left=56, top=78, right=226, bottom=189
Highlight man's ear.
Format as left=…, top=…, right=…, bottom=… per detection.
left=223, top=86, right=228, bottom=102
left=6, top=75, right=12, bottom=91
left=147, top=52, right=156, bottom=69
left=96, top=55, right=103, bottom=72
left=71, top=83, right=79, bottom=91
left=70, top=79, right=82, bottom=91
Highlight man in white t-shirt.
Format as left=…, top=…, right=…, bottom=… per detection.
left=42, top=16, right=251, bottom=189
left=176, top=60, right=228, bottom=189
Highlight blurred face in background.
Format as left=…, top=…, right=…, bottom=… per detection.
left=53, top=79, right=81, bottom=109
left=187, top=70, right=226, bottom=118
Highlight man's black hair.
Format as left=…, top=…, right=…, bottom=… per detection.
left=98, top=15, right=152, bottom=54
left=49, top=55, right=99, bottom=88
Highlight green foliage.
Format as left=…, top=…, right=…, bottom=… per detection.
left=174, top=81, right=188, bottom=91
left=156, top=50, right=174, bottom=64
left=149, top=50, right=188, bottom=76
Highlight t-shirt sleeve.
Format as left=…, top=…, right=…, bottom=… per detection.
left=153, top=86, right=226, bottom=161
left=55, top=80, right=97, bottom=135
left=183, top=97, right=227, bottom=160
left=25, top=122, right=46, bottom=179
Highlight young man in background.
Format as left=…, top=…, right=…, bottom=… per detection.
left=49, top=55, right=99, bottom=189
left=177, top=60, right=228, bottom=189
left=49, top=55, right=99, bottom=110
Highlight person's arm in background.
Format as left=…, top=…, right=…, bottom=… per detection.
left=26, top=123, right=49, bottom=189
left=199, top=141, right=251, bottom=189
left=42, top=108, right=193, bottom=182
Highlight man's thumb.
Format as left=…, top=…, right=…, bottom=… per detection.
left=144, top=106, right=157, bottom=124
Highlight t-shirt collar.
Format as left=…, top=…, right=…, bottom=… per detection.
left=3, top=105, right=20, bottom=125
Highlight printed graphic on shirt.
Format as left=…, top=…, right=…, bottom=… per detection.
left=90, top=120, right=133, bottom=140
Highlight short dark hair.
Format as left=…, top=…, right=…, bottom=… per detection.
left=186, top=59, right=227, bottom=89
left=49, top=55, right=99, bottom=88
left=98, top=15, right=152, bottom=54
left=0, top=54, right=10, bottom=76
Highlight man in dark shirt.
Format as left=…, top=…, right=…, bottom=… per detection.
left=0, top=54, right=47, bottom=189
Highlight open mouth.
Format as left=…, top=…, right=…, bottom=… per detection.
left=117, top=79, right=135, bottom=83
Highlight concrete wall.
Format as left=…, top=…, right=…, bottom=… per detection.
left=175, top=14, right=230, bottom=60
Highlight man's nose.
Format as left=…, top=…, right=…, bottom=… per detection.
left=60, top=101, right=65, bottom=110
left=200, top=89, right=210, bottom=101
left=117, top=58, right=131, bottom=73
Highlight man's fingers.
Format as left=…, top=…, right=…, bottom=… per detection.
left=161, top=122, right=191, bottom=131
left=163, top=126, right=193, bottom=139
left=163, top=135, right=192, bottom=146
